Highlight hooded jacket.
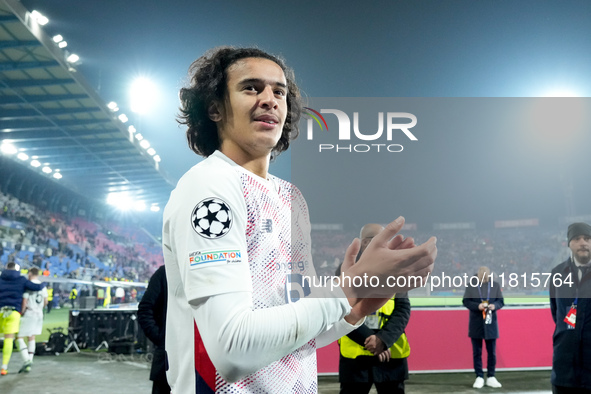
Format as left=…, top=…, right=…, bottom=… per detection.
left=0, top=269, right=45, bottom=312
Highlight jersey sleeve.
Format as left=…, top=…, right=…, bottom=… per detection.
left=163, top=162, right=252, bottom=304
left=192, top=290, right=352, bottom=382
left=315, top=313, right=365, bottom=348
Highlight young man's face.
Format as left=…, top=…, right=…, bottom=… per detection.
left=216, top=57, right=288, bottom=160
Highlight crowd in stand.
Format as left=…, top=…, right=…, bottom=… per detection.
left=312, top=226, right=569, bottom=294
left=0, top=190, right=163, bottom=285
left=0, top=188, right=576, bottom=297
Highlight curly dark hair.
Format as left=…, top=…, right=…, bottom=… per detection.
left=178, top=46, right=302, bottom=158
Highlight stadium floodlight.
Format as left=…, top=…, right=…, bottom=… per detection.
left=107, top=101, right=119, bottom=112
left=135, top=201, right=146, bottom=212
left=17, top=152, right=29, bottom=161
left=30, top=160, right=41, bottom=167
left=150, top=205, right=160, bottom=212
left=130, top=77, right=158, bottom=114
left=140, top=139, right=150, bottom=149
left=58, top=41, right=68, bottom=49
left=52, top=34, right=63, bottom=43
left=147, top=148, right=156, bottom=156
left=153, top=155, right=161, bottom=163
left=128, top=125, right=136, bottom=133
left=66, top=53, right=79, bottom=63
left=42, top=166, right=52, bottom=174
left=53, top=172, right=62, bottom=180
left=106, top=192, right=133, bottom=211
left=1, top=143, right=17, bottom=155
left=31, top=10, right=49, bottom=26
left=542, top=89, right=581, bottom=97
left=118, top=114, right=128, bottom=123
left=135, top=133, right=144, bottom=141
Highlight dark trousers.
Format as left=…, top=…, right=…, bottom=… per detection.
left=151, top=379, right=171, bottom=394
left=471, top=338, right=496, bottom=378
left=553, top=386, right=591, bottom=394
left=340, top=381, right=405, bottom=394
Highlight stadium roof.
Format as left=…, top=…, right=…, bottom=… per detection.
left=0, top=0, right=174, bottom=210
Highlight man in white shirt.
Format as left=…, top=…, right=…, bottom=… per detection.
left=165, top=46, right=437, bottom=393
left=16, top=267, right=48, bottom=373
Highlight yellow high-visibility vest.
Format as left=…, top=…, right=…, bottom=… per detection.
left=47, top=288, right=53, bottom=301
left=339, top=298, right=410, bottom=359
left=104, top=286, right=111, bottom=307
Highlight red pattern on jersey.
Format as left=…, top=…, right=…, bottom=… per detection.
left=194, top=321, right=216, bottom=391
left=213, top=173, right=318, bottom=393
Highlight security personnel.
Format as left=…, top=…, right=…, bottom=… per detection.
left=69, top=287, right=78, bottom=308
left=46, top=285, right=54, bottom=314
left=338, top=295, right=411, bottom=394
left=337, top=223, right=412, bottom=394
left=103, top=286, right=111, bottom=307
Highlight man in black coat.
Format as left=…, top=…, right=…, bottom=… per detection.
left=550, top=222, right=591, bottom=394
left=337, top=223, right=412, bottom=394
left=138, top=265, right=170, bottom=394
left=463, top=266, right=504, bottom=389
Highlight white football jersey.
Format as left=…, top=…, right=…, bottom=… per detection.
left=164, top=151, right=323, bottom=394
left=23, top=279, right=48, bottom=317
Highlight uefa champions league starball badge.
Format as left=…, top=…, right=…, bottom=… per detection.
left=191, top=197, right=233, bottom=239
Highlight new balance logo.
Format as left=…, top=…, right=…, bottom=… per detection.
left=262, top=219, right=273, bottom=233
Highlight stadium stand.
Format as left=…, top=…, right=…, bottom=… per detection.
left=0, top=189, right=162, bottom=285
left=311, top=225, right=570, bottom=295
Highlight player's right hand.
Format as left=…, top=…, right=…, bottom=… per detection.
left=342, top=216, right=437, bottom=299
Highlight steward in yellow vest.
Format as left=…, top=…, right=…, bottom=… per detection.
left=338, top=293, right=411, bottom=394
left=46, top=286, right=54, bottom=313
left=69, top=288, right=78, bottom=308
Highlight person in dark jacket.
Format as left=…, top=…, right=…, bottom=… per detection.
left=337, top=223, right=412, bottom=394
left=550, top=222, right=591, bottom=394
left=138, top=265, right=169, bottom=394
left=0, top=262, right=46, bottom=375
left=463, top=266, right=504, bottom=389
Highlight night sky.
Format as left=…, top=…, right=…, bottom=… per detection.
left=18, top=0, right=591, bottom=229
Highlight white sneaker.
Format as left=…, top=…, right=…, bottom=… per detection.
left=473, top=377, right=485, bottom=388
left=486, top=376, right=502, bottom=388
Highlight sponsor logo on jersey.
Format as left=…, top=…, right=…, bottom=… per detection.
left=275, top=260, right=306, bottom=273
left=262, top=219, right=273, bottom=233
left=191, top=197, right=232, bottom=239
left=284, top=273, right=312, bottom=303
left=189, top=249, right=242, bottom=266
